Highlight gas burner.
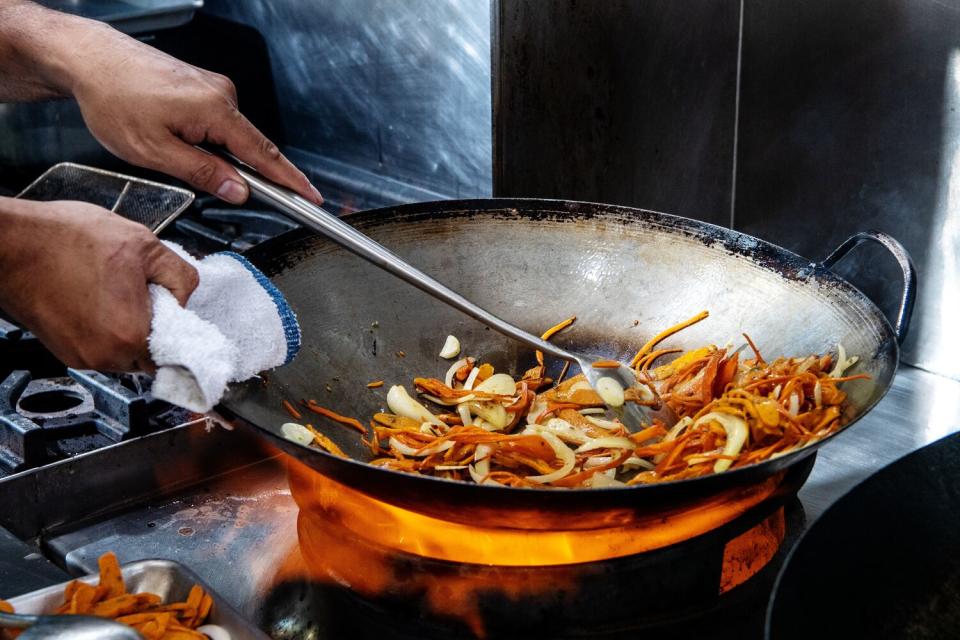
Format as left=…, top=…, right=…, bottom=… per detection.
left=161, top=196, right=298, bottom=256
left=0, top=369, right=194, bottom=477
left=259, top=458, right=814, bottom=639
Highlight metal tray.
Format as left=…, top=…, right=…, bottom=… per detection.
left=5, top=558, right=269, bottom=640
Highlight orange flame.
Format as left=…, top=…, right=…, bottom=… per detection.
left=288, top=458, right=784, bottom=565
left=287, top=459, right=790, bottom=637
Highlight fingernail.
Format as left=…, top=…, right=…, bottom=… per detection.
left=310, top=185, right=324, bottom=205
left=216, top=179, right=248, bottom=204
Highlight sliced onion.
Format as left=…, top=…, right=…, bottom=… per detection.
left=623, top=456, right=655, bottom=470
left=788, top=393, right=799, bottom=417
left=434, top=464, right=467, bottom=471
left=281, top=422, right=314, bottom=446
left=828, top=343, right=859, bottom=377
left=579, top=408, right=607, bottom=415
left=686, top=452, right=722, bottom=466
left=526, top=396, right=548, bottom=425
left=584, top=415, right=622, bottom=431
left=439, top=335, right=461, bottom=359
left=464, top=366, right=481, bottom=391
left=576, top=436, right=636, bottom=453
left=468, top=444, right=493, bottom=483
left=457, top=403, right=473, bottom=427
left=772, top=384, right=782, bottom=399
left=444, top=356, right=473, bottom=387
left=525, top=431, right=576, bottom=484
left=527, top=418, right=590, bottom=445
left=692, top=412, right=748, bottom=473
left=589, top=473, right=625, bottom=488
left=387, top=385, right=444, bottom=426
left=421, top=393, right=477, bottom=407
left=594, top=377, right=625, bottom=407
left=814, top=381, right=822, bottom=408
left=475, top=373, right=517, bottom=397
left=583, top=455, right=613, bottom=468
left=388, top=436, right=453, bottom=457
left=771, top=445, right=800, bottom=460
left=664, top=416, right=693, bottom=442
left=629, top=384, right=656, bottom=403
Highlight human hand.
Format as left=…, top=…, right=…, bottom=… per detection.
left=67, top=24, right=321, bottom=205
left=0, top=197, right=198, bottom=372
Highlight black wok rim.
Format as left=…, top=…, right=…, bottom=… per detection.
left=231, top=197, right=902, bottom=498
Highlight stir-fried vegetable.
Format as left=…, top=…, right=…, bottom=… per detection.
left=283, top=311, right=868, bottom=488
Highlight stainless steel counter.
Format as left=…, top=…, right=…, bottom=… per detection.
left=35, top=364, right=960, bottom=635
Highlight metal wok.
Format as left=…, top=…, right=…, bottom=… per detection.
left=219, top=199, right=915, bottom=529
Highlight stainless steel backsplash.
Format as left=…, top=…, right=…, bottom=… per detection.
left=201, top=0, right=493, bottom=208
left=494, top=0, right=960, bottom=381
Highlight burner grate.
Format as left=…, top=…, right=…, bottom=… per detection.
left=0, top=369, right=163, bottom=476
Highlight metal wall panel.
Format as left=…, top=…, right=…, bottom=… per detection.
left=735, top=0, right=960, bottom=378
left=494, top=0, right=741, bottom=224
left=201, top=0, right=493, bottom=207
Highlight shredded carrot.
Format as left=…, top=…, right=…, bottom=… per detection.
left=536, top=316, right=576, bottom=366
left=301, top=310, right=867, bottom=487
left=743, top=332, right=764, bottom=363
left=630, top=310, right=709, bottom=367
left=591, top=359, right=622, bottom=369
left=282, top=399, right=302, bottom=420
left=303, top=400, right=367, bottom=434
left=304, top=423, right=346, bottom=457
left=366, top=380, right=384, bottom=388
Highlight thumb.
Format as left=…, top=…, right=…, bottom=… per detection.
left=143, top=239, right=200, bottom=307
left=154, top=136, right=250, bottom=204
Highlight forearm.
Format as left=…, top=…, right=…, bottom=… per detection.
left=0, top=197, right=34, bottom=276
left=0, top=0, right=111, bottom=101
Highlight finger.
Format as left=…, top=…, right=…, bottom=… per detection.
left=134, top=355, right=157, bottom=376
left=212, top=109, right=323, bottom=204
left=142, top=240, right=200, bottom=307
left=153, top=136, right=252, bottom=204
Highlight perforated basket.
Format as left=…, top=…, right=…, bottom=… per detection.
left=17, top=162, right=194, bottom=232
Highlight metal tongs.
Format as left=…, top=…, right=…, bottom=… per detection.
left=214, top=150, right=677, bottom=432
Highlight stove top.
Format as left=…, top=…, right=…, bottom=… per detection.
left=2, top=186, right=960, bottom=638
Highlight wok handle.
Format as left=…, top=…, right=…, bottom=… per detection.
left=818, top=230, right=916, bottom=344
left=218, top=153, right=578, bottom=363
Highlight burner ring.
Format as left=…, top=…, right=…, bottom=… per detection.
left=18, top=390, right=86, bottom=414
left=16, top=378, right=94, bottom=419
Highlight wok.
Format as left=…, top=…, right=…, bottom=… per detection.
left=219, top=199, right=915, bottom=529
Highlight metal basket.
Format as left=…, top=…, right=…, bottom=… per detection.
left=17, top=162, right=195, bottom=233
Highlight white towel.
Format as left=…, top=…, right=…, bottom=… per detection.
left=148, top=242, right=301, bottom=412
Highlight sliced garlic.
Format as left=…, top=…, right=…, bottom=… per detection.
left=386, top=385, right=444, bottom=426
left=439, top=335, right=461, bottom=359
left=280, top=422, right=314, bottom=446
left=594, top=376, right=625, bottom=408
left=468, top=401, right=508, bottom=430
